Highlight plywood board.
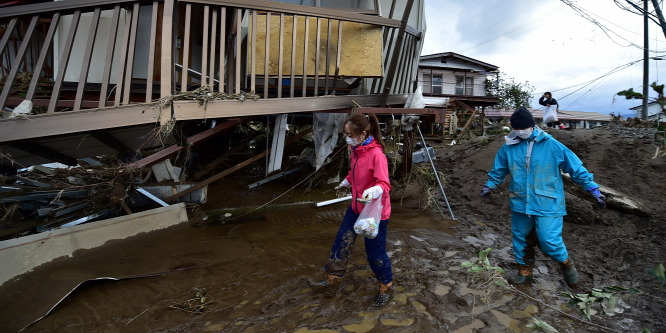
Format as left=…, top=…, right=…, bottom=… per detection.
left=249, top=15, right=383, bottom=77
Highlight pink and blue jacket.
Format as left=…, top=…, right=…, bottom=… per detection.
left=345, top=139, right=391, bottom=220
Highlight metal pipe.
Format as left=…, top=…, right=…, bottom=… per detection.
left=316, top=195, right=352, bottom=207
left=416, top=121, right=455, bottom=220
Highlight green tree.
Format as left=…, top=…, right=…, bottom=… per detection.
left=485, top=73, right=535, bottom=109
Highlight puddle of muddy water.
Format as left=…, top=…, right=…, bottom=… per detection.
left=0, top=172, right=460, bottom=332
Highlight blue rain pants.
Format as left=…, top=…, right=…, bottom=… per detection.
left=511, top=211, right=568, bottom=265
left=325, top=206, right=393, bottom=285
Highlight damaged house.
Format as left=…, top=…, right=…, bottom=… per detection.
left=0, top=0, right=428, bottom=286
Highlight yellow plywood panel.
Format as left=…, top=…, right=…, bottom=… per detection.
left=249, top=15, right=383, bottom=77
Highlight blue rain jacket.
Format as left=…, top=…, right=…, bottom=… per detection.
left=485, top=127, right=599, bottom=216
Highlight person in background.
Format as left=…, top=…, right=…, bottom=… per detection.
left=480, top=107, right=606, bottom=287
left=308, top=113, right=394, bottom=307
left=539, top=92, right=567, bottom=129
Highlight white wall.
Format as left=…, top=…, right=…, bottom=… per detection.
left=54, top=6, right=153, bottom=84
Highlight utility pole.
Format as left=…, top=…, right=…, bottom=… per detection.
left=642, top=0, right=649, bottom=120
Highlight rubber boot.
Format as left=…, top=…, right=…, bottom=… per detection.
left=372, top=281, right=393, bottom=307
left=307, top=274, right=342, bottom=297
left=559, top=124, right=567, bottom=130
left=508, top=263, right=534, bottom=285
left=561, top=258, right=579, bottom=288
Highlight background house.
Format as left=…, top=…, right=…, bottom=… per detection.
left=416, top=52, right=500, bottom=134
left=629, top=102, right=666, bottom=122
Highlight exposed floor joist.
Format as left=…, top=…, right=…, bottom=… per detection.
left=10, top=141, right=77, bottom=166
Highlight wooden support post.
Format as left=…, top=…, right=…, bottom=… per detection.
left=379, top=0, right=414, bottom=107
left=267, top=114, right=288, bottom=173
left=401, top=130, right=413, bottom=174
left=457, top=109, right=477, bottom=140
left=160, top=0, right=175, bottom=125
left=481, top=106, right=486, bottom=136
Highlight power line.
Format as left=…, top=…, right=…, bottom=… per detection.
left=461, top=6, right=567, bottom=53
left=560, top=0, right=666, bottom=52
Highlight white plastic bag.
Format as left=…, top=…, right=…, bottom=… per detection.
left=353, top=198, right=382, bottom=239
left=543, top=105, right=559, bottom=123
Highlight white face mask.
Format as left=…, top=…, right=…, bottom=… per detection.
left=346, top=135, right=362, bottom=146
left=514, top=128, right=533, bottom=140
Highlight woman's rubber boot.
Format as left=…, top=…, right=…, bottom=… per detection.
left=508, top=264, right=534, bottom=285
left=307, top=274, right=342, bottom=297
left=561, top=258, right=579, bottom=288
left=372, top=282, right=393, bottom=307
left=559, top=124, right=567, bottom=130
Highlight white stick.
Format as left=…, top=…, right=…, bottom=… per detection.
left=315, top=195, right=352, bottom=207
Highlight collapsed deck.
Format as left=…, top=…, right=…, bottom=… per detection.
left=0, top=0, right=427, bottom=168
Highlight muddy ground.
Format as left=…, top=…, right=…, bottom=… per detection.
left=0, top=125, right=664, bottom=332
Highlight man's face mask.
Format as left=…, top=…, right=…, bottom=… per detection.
left=514, top=128, right=533, bottom=139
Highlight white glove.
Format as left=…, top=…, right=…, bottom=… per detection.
left=362, top=185, right=383, bottom=200
left=335, top=178, right=351, bottom=190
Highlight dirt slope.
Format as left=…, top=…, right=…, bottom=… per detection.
left=427, top=125, right=666, bottom=332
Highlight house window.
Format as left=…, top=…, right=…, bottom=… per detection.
left=422, top=74, right=432, bottom=94
left=432, top=75, right=443, bottom=94
left=456, top=75, right=473, bottom=95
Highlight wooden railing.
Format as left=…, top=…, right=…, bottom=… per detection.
left=0, top=0, right=422, bottom=118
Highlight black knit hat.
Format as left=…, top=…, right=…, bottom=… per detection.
left=510, top=107, right=536, bottom=129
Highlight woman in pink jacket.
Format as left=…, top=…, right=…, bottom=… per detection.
left=308, top=113, right=393, bottom=307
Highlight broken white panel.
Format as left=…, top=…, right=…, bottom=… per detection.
left=0, top=203, right=188, bottom=286
left=151, top=159, right=179, bottom=182
left=313, top=113, right=347, bottom=170
left=267, top=114, right=288, bottom=174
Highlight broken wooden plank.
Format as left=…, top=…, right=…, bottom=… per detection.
left=129, top=119, right=243, bottom=169
left=248, top=165, right=305, bottom=189
left=11, top=141, right=78, bottom=166
left=165, top=128, right=312, bottom=203
left=193, top=143, right=247, bottom=179
left=0, top=190, right=85, bottom=203
left=10, top=175, right=51, bottom=188
left=51, top=201, right=90, bottom=218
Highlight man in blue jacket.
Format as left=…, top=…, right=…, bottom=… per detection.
left=481, top=108, right=606, bottom=287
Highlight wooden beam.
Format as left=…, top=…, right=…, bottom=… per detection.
left=193, top=142, right=246, bottom=179
left=48, top=10, right=81, bottom=113
left=73, top=8, right=101, bottom=111
left=89, top=130, right=134, bottom=155
left=129, top=118, right=243, bottom=169
left=457, top=109, right=478, bottom=140
left=165, top=128, right=312, bottom=203
left=99, top=5, right=121, bottom=108
left=146, top=1, right=159, bottom=102
left=160, top=0, right=175, bottom=125
left=379, top=0, right=414, bottom=107
left=0, top=15, right=39, bottom=111
left=11, top=141, right=78, bottom=166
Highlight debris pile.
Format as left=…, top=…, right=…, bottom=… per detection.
left=0, top=157, right=156, bottom=240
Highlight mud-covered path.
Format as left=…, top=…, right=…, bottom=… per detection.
left=0, top=126, right=664, bottom=333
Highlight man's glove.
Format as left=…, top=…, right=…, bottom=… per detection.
left=335, top=179, right=351, bottom=197
left=362, top=185, right=383, bottom=200
left=480, top=185, right=492, bottom=203
left=588, top=187, right=606, bottom=209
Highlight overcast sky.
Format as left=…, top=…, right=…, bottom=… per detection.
left=421, top=0, right=666, bottom=116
